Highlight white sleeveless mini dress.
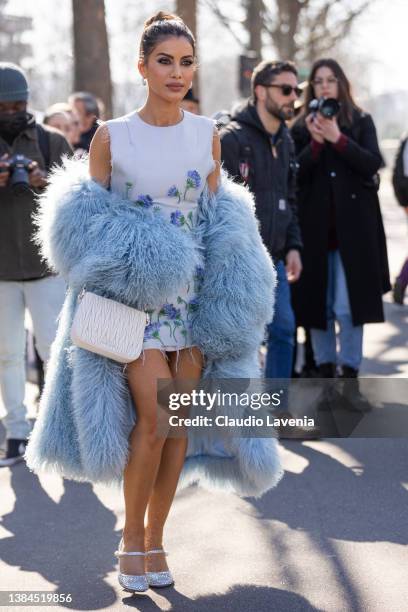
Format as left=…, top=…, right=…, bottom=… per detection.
left=106, top=110, right=215, bottom=352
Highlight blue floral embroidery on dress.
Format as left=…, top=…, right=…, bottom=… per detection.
left=160, top=303, right=181, bottom=320
left=139, top=172, right=202, bottom=349
left=167, top=185, right=181, bottom=203
left=183, top=170, right=201, bottom=199
left=188, top=296, right=199, bottom=311
left=186, top=170, right=201, bottom=189
left=176, top=295, right=199, bottom=321
left=168, top=170, right=202, bottom=203
left=170, top=210, right=184, bottom=226
left=170, top=209, right=194, bottom=229
left=135, top=194, right=154, bottom=208
left=144, top=321, right=161, bottom=339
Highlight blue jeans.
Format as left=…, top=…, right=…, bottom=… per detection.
left=311, top=250, right=363, bottom=370
left=265, top=259, right=295, bottom=379
left=0, top=276, right=65, bottom=440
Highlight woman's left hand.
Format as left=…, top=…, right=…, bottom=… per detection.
left=208, top=126, right=221, bottom=193
left=318, top=116, right=342, bottom=144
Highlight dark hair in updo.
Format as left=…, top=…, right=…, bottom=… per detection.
left=139, top=11, right=196, bottom=62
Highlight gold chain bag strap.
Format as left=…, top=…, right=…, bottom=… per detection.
left=71, top=289, right=150, bottom=363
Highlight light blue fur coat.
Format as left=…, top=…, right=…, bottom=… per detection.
left=25, top=159, right=284, bottom=498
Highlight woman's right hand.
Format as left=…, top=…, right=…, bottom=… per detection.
left=305, top=113, right=325, bottom=144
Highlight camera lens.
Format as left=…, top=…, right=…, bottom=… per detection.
left=9, top=158, right=31, bottom=193
left=320, top=98, right=340, bottom=118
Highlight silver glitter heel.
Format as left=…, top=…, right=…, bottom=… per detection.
left=146, top=548, right=174, bottom=588
left=114, top=539, right=148, bottom=592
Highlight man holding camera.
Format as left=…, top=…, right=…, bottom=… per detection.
left=220, top=60, right=303, bottom=380
left=0, top=63, right=72, bottom=467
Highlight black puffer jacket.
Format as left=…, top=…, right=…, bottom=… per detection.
left=220, top=100, right=302, bottom=260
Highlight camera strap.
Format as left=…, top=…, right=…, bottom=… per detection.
left=36, top=124, right=51, bottom=172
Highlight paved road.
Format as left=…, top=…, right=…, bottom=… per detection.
left=0, top=173, right=407, bottom=611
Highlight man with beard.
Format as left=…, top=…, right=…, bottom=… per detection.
left=220, top=60, right=303, bottom=381
left=0, top=63, right=71, bottom=467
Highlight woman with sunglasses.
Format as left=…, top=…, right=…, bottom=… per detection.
left=291, top=58, right=390, bottom=378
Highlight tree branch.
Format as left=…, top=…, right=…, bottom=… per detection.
left=201, top=0, right=246, bottom=49
left=307, top=1, right=370, bottom=48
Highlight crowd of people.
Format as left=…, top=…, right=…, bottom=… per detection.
left=0, top=9, right=406, bottom=594
left=0, top=50, right=405, bottom=470
left=220, top=57, right=394, bottom=383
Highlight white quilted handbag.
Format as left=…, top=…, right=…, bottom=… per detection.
left=71, top=290, right=150, bottom=363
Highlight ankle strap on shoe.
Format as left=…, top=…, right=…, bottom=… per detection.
left=114, top=550, right=145, bottom=557
left=146, top=548, right=168, bottom=555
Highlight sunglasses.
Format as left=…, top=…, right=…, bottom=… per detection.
left=263, top=83, right=302, bottom=97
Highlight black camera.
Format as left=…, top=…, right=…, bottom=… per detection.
left=0, top=154, right=33, bottom=194
left=308, top=97, right=341, bottom=119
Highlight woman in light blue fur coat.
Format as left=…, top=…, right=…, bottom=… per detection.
left=25, top=11, right=283, bottom=592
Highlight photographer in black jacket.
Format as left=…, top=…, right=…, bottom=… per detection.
left=220, top=60, right=303, bottom=380
left=0, top=63, right=72, bottom=467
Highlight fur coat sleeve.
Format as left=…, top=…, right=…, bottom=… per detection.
left=25, top=160, right=283, bottom=498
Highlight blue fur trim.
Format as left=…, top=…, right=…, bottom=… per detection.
left=191, top=177, right=277, bottom=360
left=71, top=348, right=135, bottom=484
left=180, top=436, right=283, bottom=499
left=24, top=289, right=84, bottom=480
left=25, top=160, right=283, bottom=498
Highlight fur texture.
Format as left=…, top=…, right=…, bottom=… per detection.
left=25, top=160, right=283, bottom=497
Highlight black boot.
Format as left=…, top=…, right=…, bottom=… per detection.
left=317, top=362, right=336, bottom=377
left=338, top=365, right=358, bottom=378
left=336, top=370, right=372, bottom=412
left=315, top=363, right=337, bottom=415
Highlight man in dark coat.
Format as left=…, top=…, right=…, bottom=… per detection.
left=0, top=63, right=72, bottom=467
left=220, top=60, right=303, bottom=381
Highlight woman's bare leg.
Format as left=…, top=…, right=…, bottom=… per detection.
left=145, top=347, right=203, bottom=572
left=120, top=349, right=173, bottom=576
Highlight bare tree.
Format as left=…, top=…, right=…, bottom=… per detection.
left=176, top=0, right=200, bottom=97
left=300, top=1, right=371, bottom=65
left=264, top=0, right=302, bottom=60
left=176, top=0, right=197, bottom=35
left=72, top=0, right=113, bottom=117
left=244, top=0, right=263, bottom=57
left=263, top=0, right=371, bottom=64
left=204, top=0, right=372, bottom=65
